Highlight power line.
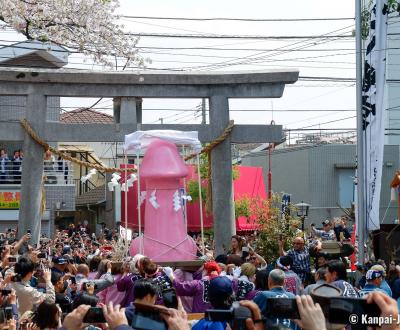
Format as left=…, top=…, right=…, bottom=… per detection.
left=58, top=106, right=355, bottom=112
left=292, top=115, right=357, bottom=129
left=120, top=15, right=355, bottom=22
left=137, top=46, right=356, bottom=52
left=125, top=32, right=354, bottom=39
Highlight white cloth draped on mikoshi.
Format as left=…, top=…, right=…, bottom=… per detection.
left=124, top=130, right=202, bottom=153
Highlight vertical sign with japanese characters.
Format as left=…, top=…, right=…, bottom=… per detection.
left=362, top=0, right=389, bottom=231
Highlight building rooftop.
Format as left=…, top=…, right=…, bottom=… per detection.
left=60, top=108, right=114, bottom=124
left=0, top=40, right=68, bottom=68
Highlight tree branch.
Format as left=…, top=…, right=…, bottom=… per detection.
left=24, top=19, right=33, bottom=39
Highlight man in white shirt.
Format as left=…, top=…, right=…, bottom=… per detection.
left=7, top=256, right=55, bottom=315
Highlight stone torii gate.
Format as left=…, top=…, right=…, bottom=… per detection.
left=0, top=68, right=298, bottom=254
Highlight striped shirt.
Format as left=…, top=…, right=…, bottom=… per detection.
left=287, top=247, right=311, bottom=283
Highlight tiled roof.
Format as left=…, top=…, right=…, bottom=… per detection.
left=76, top=185, right=106, bottom=206
left=0, top=40, right=68, bottom=67
left=60, top=108, right=114, bottom=124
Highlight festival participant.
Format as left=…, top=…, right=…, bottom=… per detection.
left=8, top=257, right=55, bottom=315
left=97, top=262, right=125, bottom=305
left=227, top=235, right=245, bottom=258
left=51, top=256, right=67, bottom=276
left=116, top=255, right=144, bottom=307
left=236, top=263, right=256, bottom=300
left=303, top=267, right=327, bottom=295
left=325, top=260, right=359, bottom=297
left=278, top=237, right=312, bottom=284
left=359, top=268, right=388, bottom=297
left=311, top=220, right=335, bottom=241
left=166, top=261, right=223, bottom=313
left=253, top=269, right=297, bottom=329
left=88, top=255, right=101, bottom=280
left=124, top=279, right=159, bottom=324
left=51, top=272, right=73, bottom=313
left=371, top=264, right=393, bottom=297
left=74, top=263, right=114, bottom=294
left=31, top=302, right=62, bottom=329
left=333, top=216, right=351, bottom=241
left=246, top=268, right=270, bottom=300
left=192, top=276, right=236, bottom=330
left=247, top=246, right=267, bottom=270
left=141, top=257, right=173, bottom=305
left=276, top=256, right=302, bottom=295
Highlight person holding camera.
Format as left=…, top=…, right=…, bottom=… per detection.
left=192, top=276, right=237, bottom=330
left=51, top=272, right=72, bottom=313
left=124, top=279, right=158, bottom=324
left=7, top=257, right=55, bottom=315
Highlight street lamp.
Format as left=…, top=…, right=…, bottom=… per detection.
left=295, top=201, right=310, bottom=231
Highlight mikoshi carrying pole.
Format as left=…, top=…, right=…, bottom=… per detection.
left=183, top=145, right=188, bottom=231
left=124, top=152, right=129, bottom=255
left=137, top=151, right=143, bottom=254
left=196, top=154, right=205, bottom=255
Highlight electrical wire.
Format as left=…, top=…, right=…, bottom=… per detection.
left=120, top=15, right=355, bottom=22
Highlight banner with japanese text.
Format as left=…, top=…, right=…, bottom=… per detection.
left=0, top=191, right=20, bottom=209
left=362, top=0, right=389, bottom=231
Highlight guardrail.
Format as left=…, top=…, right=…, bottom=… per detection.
left=0, top=160, right=73, bottom=185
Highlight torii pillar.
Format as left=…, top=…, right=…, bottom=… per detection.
left=209, top=96, right=236, bottom=255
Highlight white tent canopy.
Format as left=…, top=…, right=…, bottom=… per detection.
left=124, top=130, right=202, bottom=153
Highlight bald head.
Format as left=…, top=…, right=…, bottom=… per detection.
left=293, top=237, right=305, bottom=251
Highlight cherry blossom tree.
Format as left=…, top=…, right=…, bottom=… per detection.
left=0, top=0, right=142, bottom=68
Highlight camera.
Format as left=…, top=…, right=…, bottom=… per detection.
left=0, top=307, right=13, bottom=323
left=7, top=256, right=17, bottom=263
left=11, top=274, right=21, bottom=282
left=265, top=298, right=300, bottom=319
left=161, top=288, right=178, bottom=309
left=83, top=307, right=106, bottom=323
left=264, top=284, right=382, bottom=326
left=37, top=252, right=47, bottom=259
left=1, top=289, right=11, bottom=296
left=205, top=302, right=252, bottom=330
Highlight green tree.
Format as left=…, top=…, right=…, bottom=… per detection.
left=254, top=193, right=301, bottom=263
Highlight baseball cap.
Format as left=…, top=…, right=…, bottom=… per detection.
left=208, top=276, right=233, bottom=299
left=366, top=269, right=383, bottom=280
left=322, top=219, right=331, bottom=226
left=52, top=256, right=67, bottom=265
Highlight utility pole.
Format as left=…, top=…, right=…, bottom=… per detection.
left=201, top=98, right=206, bottom=124
left=356, top=0, right=365, bottom=264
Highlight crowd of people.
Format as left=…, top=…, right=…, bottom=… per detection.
left=0, top=149, right=69, bottom=185
left=0, top=149, right=23, bottom=184
left=0, top=220, right=397, bottom=330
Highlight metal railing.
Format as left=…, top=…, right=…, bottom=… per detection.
left=0, top=159, right=74, bottom=185
left=73, top=178, right=98, bottom=196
